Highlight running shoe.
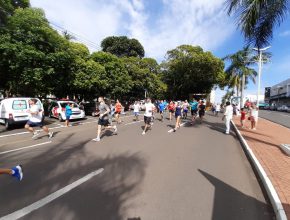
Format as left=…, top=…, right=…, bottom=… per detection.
left=92, top=137, right=101, bottom=142
left=12, top=165, right=23, bottom=181
left=48, top=131, right=54, bottom=139
left=32, top=131, right=40, bottom=139
left=142, top=131, right=146, bottom=135
left=114, top=125, right=118, bottom=134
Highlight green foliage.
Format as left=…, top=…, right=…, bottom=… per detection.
left=162, top=45, right=225, bottom=100
left=101, top=36, right=145, bottom=58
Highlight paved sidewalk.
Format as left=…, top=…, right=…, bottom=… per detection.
left=232, top=116, right=290, bottom=219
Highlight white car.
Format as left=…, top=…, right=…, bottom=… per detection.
left=0, top=97, right=44, bottom=129
left=278, top=105, right=289, bottom=112
left=48, top=100, right=85, bottom=121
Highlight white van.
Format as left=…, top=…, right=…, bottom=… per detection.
left=0, top=97, right=44, bottom=129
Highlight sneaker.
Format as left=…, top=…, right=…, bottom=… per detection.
left=12, top=165, right=23, bottom=181
left=114, top=125, right=118, bottom=134
left=32, top=131, right=40, bottom=139
left=48, top=131, right=54, bottom=139
left=142, top=131, right=146, bottom=135
left=92, top=137, right=100, bottom=142
left=173, top=129, right=176, bottom=132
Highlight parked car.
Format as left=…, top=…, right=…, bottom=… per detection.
left=277, top=105, right=289, bottom=112
left=48, top=100, right=85, bottom=121
left=0, top=97, right=44, bottom=129
left=270, top=105, right=277, bottom=111
left=81, top=101, right=98, bottom=116
left=258, top=103, right=269, bottom=110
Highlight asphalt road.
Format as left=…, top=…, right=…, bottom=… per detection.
left=259, top=110, right=290, bottom=128
left=0, top=113, right=274, bottom=220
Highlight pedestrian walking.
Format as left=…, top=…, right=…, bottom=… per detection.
left=92, top=97, right=117, bottom=142
left=0, top=165, right=23, bottom=181
left=249, top=104, right=259, bottom=130
left=65, top=103, right=73, bottom=127
left=25, top=99, right=53, bottom=139
left=142, top=98, right=155, bottom=135
left=133, top=101, right=140, bottom=121
left=222, top=101, right=233, bottom=134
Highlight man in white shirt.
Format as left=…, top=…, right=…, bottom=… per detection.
left=25, top=99, right=53, bottom=139
left=222, top=101, right=233, bottom=134
left=142, top=98, right=155, bottom=135
left=133, top=101, right=140, bottom=121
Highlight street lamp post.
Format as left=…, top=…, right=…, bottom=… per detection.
left=253, top=46, right=271, bottom=108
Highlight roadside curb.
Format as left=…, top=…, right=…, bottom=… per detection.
left=231, top=120, right=287, bottom=220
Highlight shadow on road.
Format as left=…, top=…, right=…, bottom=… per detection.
left=0, top=134, right=147, bottom=220
left=198, top=169, right=274, bottom=220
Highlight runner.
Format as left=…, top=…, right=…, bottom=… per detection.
left=25, top=98, right=53, bottom=139
left=198, top=101, right=206, bottom=123
left=133, top=101, right=140, bottom=121
left=142, top=98, right=155, bottom=135
left=0, top=165, right=23, bottom=181
left=173, top=101, right=182, bottom=132
left=190, top=99, right=199, bottom=124
left=65, top=103, right=73, bottom=127
left=182, top=100, right=189, bottom=119
left=92, top=97, right=117, bottom=142
left=215, top=103, right=221, bottom=116
left=240, top=107, right=247, bottom=128
left=249, top=103, right=259, bottom=130
left=222, top=101, right=233, bottom=134
left=168, top=101, right=175, bottom=121
left=158, top=100, right=166, bottom=122
left=115, top=99, right=123, bottom=124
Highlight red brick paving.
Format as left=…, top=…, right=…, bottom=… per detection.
left=233, top=116, right=290, bottom=219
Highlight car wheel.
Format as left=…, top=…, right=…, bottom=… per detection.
left=58, top=114, right=63, bottom=122
left=5, top=119, right=11, bottom=130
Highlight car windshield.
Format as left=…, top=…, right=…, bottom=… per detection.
left=60, top=102, right=78, bottom=108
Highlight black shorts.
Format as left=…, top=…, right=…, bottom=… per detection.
left=98, top=118, right=110, bottom=126
left=169, top=109, right=174, bottom=113
left=175, top=114, right=181, bottom=118
left=191, top=109, right=197, bottom=115
left=199, top=110, right=205, bottom=117
left=26, top=121, right=44, bottom=128
left=144, top=116, right=151, bottom=124
left=115, top=111, right=121, bottom=114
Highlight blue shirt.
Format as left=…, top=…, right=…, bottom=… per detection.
left=159, top=103, right=166, bottom=111
left=190, top=101, right=198, bottom=110
left=65, top=105, right=72, bottom=116
left=175, top=106, right=182, bottom=116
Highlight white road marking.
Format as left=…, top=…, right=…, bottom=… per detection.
left=0, top=131, right=29, bottom=138
left=0, top=168, right=104, bottom=220
left=168, top=122, right=188, bottom=133
left=0, top=141, right=51, bottom=155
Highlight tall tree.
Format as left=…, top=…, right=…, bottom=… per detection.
left=101, top=36, right=145, bottom=58
left=162, top=45, right=225, bottom=100
left=226, top=0, right=289, bottom=48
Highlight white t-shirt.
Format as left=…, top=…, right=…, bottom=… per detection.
left=250, top=108, right=258, bottom=119
left=133, top=104, right=140, bottom=112
left=29, top=105, right=42, bottom=123
left=224, top=105, right=233, bottom=120
left=216, top=104, right=221, bottom=111
left=144, top=103, right=155, bottom=117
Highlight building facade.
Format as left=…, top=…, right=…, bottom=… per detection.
left=269, top=78, right=290, bottom=106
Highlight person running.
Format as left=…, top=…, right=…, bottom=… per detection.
left=142, top=98, right=155, bottom=135
left=25, top=99, right=53, bottom=139
left=168, top=101, right=175, bottom=121
left=133, top=101, right=140, bottom=121
left=222, top=101, right=233, bottom=134
left=182, top=100, right=189, bottom=119
left=190, top=99, right=199, bottom=124
left=240, top=107, right=247, bottom=128
left=173, top=101, right=182, bottom=132
left=65, top=103, right=73, bottom=127
left=0, top=165, right=23, bottom=181
left=158, top=100, right=166, bottom=122
left=93, top=97, right=117, bottom=142
left=115, top=99, right=123, bottom=124
left=215, top=103, right=221, bottom=116
left=249, top=104, right=258, bottom=130
left=198, top=101, right=206, bottom=123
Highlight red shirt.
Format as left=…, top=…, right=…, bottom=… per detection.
left=241, top=111, right=246, bottom=120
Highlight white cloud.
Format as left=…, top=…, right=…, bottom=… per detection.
left=279, top=30, right=290, bottom=37
left=30, top=0, right=236, bottom=60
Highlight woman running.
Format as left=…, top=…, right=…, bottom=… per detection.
left=115, top=99, right=123, bottom=124
left=168, top=101, right=175, bottom=121
left=182, top=100, right=189, bottom=119
left=173, top=101, right=182, bottom=132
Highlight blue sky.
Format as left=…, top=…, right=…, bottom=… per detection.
left=30, top=0, right=290, bottom=102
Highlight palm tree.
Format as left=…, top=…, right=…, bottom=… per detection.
left=223, top=47, right=258, bottom=107
left=226, top=0, right=289, bottom=48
